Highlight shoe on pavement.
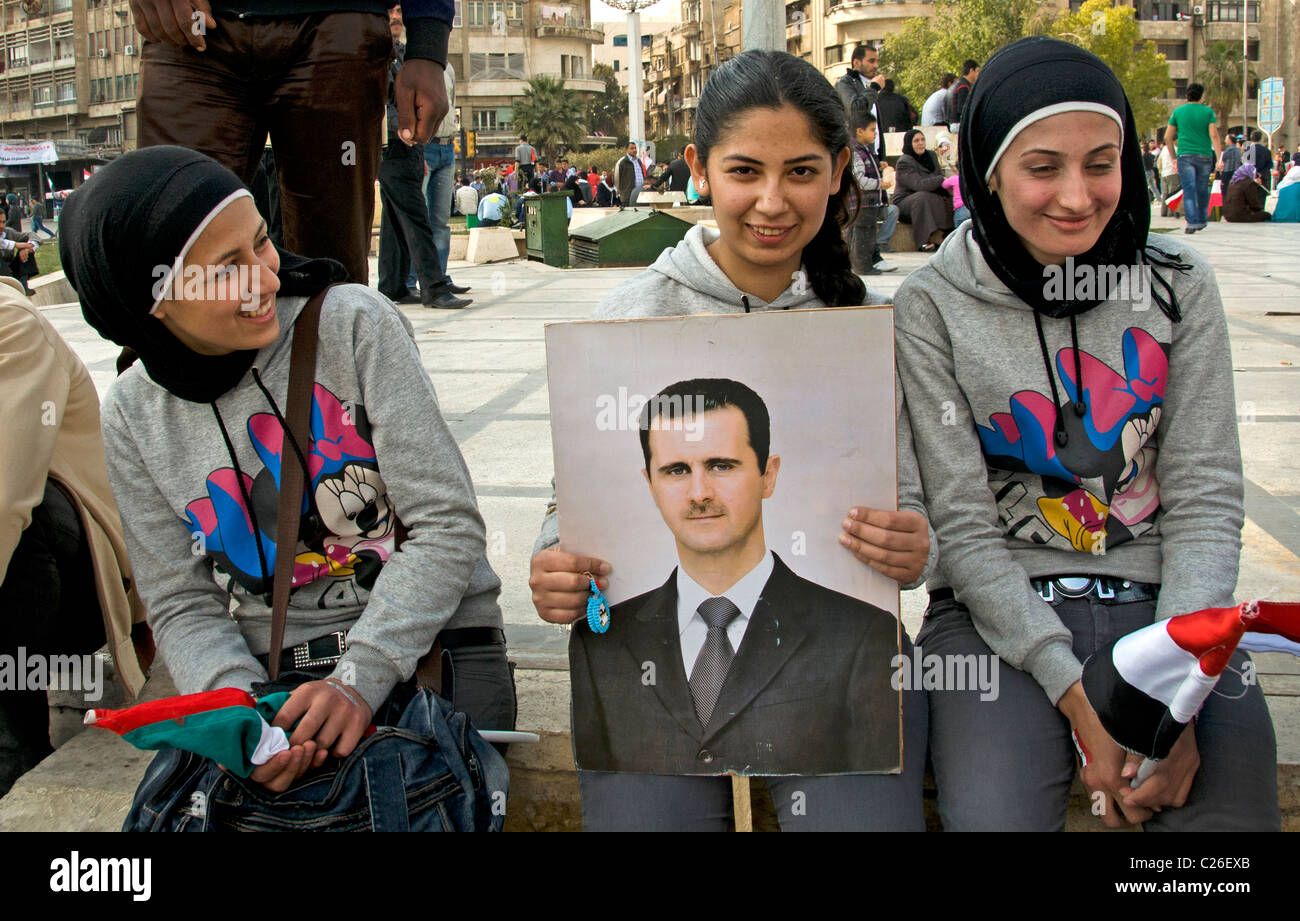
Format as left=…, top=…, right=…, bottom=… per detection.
left=861, top=268, right=883, bottom=276
left=445, top=281, right=471, bottom=294
left=424, top=291, right=472, bottom=309
left=873, top=260, right=898, bottom=272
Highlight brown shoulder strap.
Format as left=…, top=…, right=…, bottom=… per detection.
left=267, top=287, right=331, bottom=680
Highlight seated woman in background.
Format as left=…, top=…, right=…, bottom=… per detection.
left=893, top=129, right=953, bottom=252
left=1222, top=164, right=1272, bottom=223
left=1273, top=163, right=1300, bottom=223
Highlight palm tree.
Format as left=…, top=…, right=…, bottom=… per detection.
left=1197, top=42, right=1258, bottom=131
left=511, top=76, right=586, bottom=162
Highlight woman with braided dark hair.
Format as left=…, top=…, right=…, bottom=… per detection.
left=527, top=49, right=934, bottom=831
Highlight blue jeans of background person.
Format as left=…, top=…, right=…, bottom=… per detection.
left=423, top=140, right=456, bottom=284
left=877, top=203, right=898, bottom=253
left=1177, top=154, right=1214, bottom=228
left=577, top=641, right=929, bottom=831
left=952, top=205, right=970, bottom=226
left=919, top=592, right=1279, bottom=831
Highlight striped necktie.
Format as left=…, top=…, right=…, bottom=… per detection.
left=689, top=596, right=742, bottom=727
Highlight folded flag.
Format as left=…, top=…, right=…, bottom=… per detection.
left=1080, top=601, right=1300, bottom=775
left=85, top=688, right=293, bottom=777
left=1164, top=188, right=1184, bottom=210
left=1208, top=178, right=1223, bottom=209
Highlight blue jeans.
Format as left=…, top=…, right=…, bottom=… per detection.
left=423, top=140, right=457, bottom=283
left=952, top=205, right=970, bottom=226
left=1177, top=154, right=1214, bottom=228
left=878, top=203, right=899, bottom=251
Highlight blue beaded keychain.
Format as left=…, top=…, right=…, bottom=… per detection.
left=584, top=571, right=611, bottom=634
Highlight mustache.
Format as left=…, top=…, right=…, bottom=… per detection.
left=685, top=501, right=725, bottom=517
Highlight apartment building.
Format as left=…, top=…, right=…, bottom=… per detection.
left=640, top=0, right=741, bottom=138
left=1, top=0, right=139, bottom=195
left=450, top=0, right=609, bottom=162
left=595, top=15, right=677, bottom=91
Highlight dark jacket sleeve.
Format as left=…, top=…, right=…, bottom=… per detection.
left=401, top=0, right=453, bottom=66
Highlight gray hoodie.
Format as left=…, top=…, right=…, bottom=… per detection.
left=534, top=223, right=937, bottom=590
left=894, top=221, right=1243, bottom=704
left=100, top=284, right=502, bottom=712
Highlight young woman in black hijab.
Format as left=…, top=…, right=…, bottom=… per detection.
left=893, top=128, right=952, bottom=251
left=60, top=146, right=514, bottom=798
left=894, top=37, right=1278, bottom=831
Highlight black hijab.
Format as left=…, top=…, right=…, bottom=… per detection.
left=59, top=146, right=346, bottom=403
left=958, top=36, right=1189, bottom=320
left=901, top=128, right=941, bottom=174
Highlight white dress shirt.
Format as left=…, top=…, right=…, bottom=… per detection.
left=676, top=550, right=775, bottom=678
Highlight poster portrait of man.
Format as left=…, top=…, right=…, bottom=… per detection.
left=545, top=309, right=902, bottom=777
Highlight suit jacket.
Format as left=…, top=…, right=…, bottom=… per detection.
left=570, top=553, right=901, bottom=776
left=614, top=155, right=643, bottom=204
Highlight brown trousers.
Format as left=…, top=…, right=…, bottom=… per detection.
left=137, top=13, right=391, bottom=284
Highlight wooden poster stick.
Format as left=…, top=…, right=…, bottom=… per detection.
left=731, top=774, right=753, bottom=832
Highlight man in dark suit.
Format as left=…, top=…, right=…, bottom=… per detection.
left=649, top=153, right=691, bottom=194
left=569, top=378, right=901, bottom=777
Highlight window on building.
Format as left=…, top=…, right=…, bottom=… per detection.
left=1170, top=78, right=1188, bottom=99
left=57, top=81, right=75, bottom=103
left=7, top=45, right=28, bottom=69
left=613, top=34, right=628, bottom=46
left=34, top=86, right=54, bottom=106
left=52, top=0, right=74, bottom=10
left=1206, top=1, right=1260, bottom=21
left=613, top=59, right=620, bottom=71
left=642, top=34, right=651, bottom=47
left=826, top=44, right=843, bottom=64
left=1156, top=41, right=1188, bottom=60
left=506, top=1, right=522, bottom=22
left=1247, top=40, right=1259, bottom=61
left=468, top=1, right=483, bottom=26
left=453, top=0, right=463, bottom=26
left=474, top=110, right=498, bottom=130
left=116, top=75, right=124, bottom=99
left=468, top=51, right=525, bottom=78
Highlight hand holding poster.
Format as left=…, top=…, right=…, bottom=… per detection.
left=546, top=308, right=903, bottom=776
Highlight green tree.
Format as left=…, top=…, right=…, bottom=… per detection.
left=879, top=0, right=1053, bottom=109
left=586, top=62, right=628, bottom=137
left=1049, top=0, right=1172, bottom=137
left=512, top=76, right=586, bottom=161
left=1196, top=41, right=1258, bottom=132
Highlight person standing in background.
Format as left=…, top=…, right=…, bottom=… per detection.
left=1165, top=82, right=1221, bottom=233
left=421, top=59, right=471, bottom=299
left=133, top=0, right=457, bottom=285
left=922, top=74, right=957, bottom=127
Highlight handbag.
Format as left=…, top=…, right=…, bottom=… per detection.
left=123, top=287, right=508, bottom=831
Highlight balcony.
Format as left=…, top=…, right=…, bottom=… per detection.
left=534, top=14, right=604, bottom=43
left=465, top=73, right=605, bottom=96
left=680, top=95, right=699, bottom=110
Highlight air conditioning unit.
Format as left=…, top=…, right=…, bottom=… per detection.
left=1192, top=4, right=1203, bottom=13
left=124, top=44, right=136, bottom=56
left=97, top=48, right=109, bottom=58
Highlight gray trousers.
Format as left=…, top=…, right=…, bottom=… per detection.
left=917, top=594, right=1280, bottom=831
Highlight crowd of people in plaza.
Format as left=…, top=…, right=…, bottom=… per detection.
left=0, top=0, right=1290, bottom=835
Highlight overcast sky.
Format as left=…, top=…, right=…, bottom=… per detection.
left=590, top=0, right=676, bottom=22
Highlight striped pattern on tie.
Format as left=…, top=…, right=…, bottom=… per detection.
left=689, top=596, right=742, bottom=727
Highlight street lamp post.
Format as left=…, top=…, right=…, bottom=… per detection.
left=601, top=0, right=652, bottom=156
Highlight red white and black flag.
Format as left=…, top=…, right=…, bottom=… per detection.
left=1081, top=601, right=1300, bottom=761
